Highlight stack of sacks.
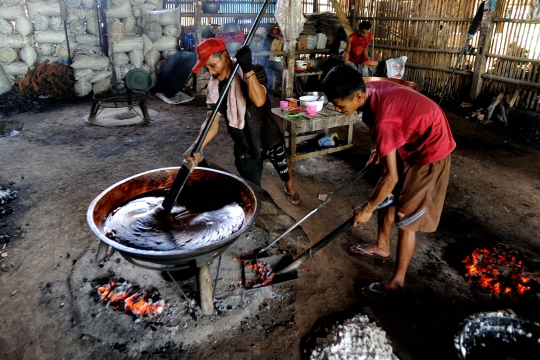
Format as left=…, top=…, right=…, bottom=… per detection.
left=139, top=5, right=180, bottom=88
left=0, top=0, right=36, bottom=93
left=1, top=0, right=182, bottom=97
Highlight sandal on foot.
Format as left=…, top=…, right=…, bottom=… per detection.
left=346, top=244, right=390, bottom=259
left=284, top=188, right=301, bottom=205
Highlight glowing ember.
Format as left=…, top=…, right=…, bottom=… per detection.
left=244, top=261, right=274, bottom=288
left=462, top=244, right=531, bottom=295
left=94, top=278, right=166, bottom=317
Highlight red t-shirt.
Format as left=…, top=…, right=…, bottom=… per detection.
left=348, top=32, right=372, bottom=65
left=362, top=81, right=456, bottom=165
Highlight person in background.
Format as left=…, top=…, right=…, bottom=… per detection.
left=344, top=21, right=373, bottom=76
left=321, top=65, right=456, bottom=297
left=187, top=38, right=301, bottom=205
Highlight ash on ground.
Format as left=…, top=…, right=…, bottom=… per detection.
left=0, top=186, right=17, bottom=218
left=310, top=314, right=398, bottom=360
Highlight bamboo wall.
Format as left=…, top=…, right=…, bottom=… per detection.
left=483, top=0, right=540, bottom=111
left=354, top=0, right=483, bottom=102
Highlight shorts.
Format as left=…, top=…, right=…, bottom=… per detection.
left=234, top=141, right=290, bottom=187
left=395, top=155, right=451, bottom=232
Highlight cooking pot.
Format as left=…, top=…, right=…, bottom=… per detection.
left=87, top=167, right=260, bottom=266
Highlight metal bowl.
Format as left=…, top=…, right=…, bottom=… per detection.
left=219, top=22, right=241, bottom=34
left=202, top=3, right=220, bottom=14
left=363, top=77, right=423, bottom=92
left=87, top=167, right=260, bottom=266
left=226, top=42, right=243, bottom=55
left=268, top=56, right=284, bottom=72
left=454, top=311, right=540, bottom=360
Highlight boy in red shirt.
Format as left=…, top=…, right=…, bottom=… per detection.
left=322, top=65, right=456, bottom=297
left=344, top=21, right=373, bottom=76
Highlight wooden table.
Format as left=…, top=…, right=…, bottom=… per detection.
left=272, top=106, right=360, bottom=167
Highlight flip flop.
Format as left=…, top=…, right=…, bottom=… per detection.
left=346, top=244, right=390, bottom=259
left=283, top=187, right=301, bottom=205
left=362, top=282, right=388, bottom=298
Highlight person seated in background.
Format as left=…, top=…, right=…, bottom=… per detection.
left=344, top=21, right=373, bottom=77
left=187, top=38, right=301, bottom=205
left=321, top=65, right=456, bottom=297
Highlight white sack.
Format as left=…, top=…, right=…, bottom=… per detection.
left=92, top=77, right=110, bottom=93
left=152, top=35, right=176, bottom=52
left=141, top=33, right=152, bottom=55
left=129, top=0, right=144, bottom=6
left=110, top=51, right=128, bottom=65
left=33, top=14, right=50, bottom=31
left=81, top=0, right=94, bottom=8
left=75, top=33, right=100, bottom=46
left=49, top=15, right=63, bottom=31
left=143, top=6, right=179, bottom=26
left=145, top=0, right=162, bottom=8
left=66, top=7, right=78, bottom=22
left=69, top=20, right=86, bottom=36
left=26, top=1, right=61, bottom=19
left=107, top=19, right=125, bottom=42
left=0, top=47, right=17, bottom=63
left=73, top=43, right=102, bottom=56
left=2, top=60, right=28, bottom=75
left=71, top=54, right=109, bottom=70
left=73, top=67, right=94, bottom=81
left=110, top=0, right=125, bottom=5
left=36, top=42, right=54, bottom=55
left=104, top=1, right=132, bottom=19
left=65, top=0, right=81, bottom=7
left=141, top=62, right=150, bottom=74
left=137, top=3, right=158, bottom=17
left=0, top=65, right=11, bottom=95
left=34, top=30, right=66, bottom=44
left=143, top=20, right=161, bottom=42
left=0, top=19, right=13, bottom=35
left=114, top=63, right=133, bottom=80
left=20, top=45, right=38, bottom=66
left=90, top=70, right=111, bottom=83
left=160, top=48, right=177, bottom=60
left=143, top=46, right=159, bottom=70
left=74, top=80, right=92, bottom=96
left=0, top=0, right=21, bottom=6
left=0, top=33, right=23, bottom=47
left=15, top=16, right=33, bottom=37
left=162, top=24, right=180, bottom=38
left=56, top=41, right=72, bottom=60
left=122, top=16, right=136, bottom=35
left=128, top=47, right=142, bottom=68
left=109, top=35, right=143, bottom=53
left=0, top=4, right=25, bottom=20
left=85, top=16, right=98, bottom=35
left=77, top=7, right=93, bottom=20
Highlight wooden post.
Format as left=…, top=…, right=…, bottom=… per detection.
left=470, top=4, right=493, bottom=100
left=286, top=48, right=296, bottom=97
left=194, top=1, right=202, bottom=45
left=329, top=0, right=353, bottom=36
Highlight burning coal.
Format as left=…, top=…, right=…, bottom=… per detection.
left=93, top=278, right=166, bottom=317
left=462, top=244, right=531, bottom=295
left=244, top=261, right=274, bottom=289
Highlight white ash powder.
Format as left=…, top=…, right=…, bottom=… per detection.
left=310, top=314, right=398, bottom=360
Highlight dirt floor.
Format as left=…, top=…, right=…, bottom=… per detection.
left=1, top=92, right=539, bottom=360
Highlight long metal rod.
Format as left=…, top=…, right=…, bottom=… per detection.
left=161, top=0, right=272, bottom=213
left=258, top=163, right=376, bottom=255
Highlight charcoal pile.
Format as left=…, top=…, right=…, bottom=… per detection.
left=0, top=91, right=56, bottom=118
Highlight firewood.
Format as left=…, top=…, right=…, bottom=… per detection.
left=486, top=93, right=505, bottom=120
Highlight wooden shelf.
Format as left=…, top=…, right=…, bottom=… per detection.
left=253, top=49, right=330, bottom=57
